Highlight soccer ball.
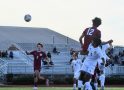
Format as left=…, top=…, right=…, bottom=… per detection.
left=24, top=14, right=31, bottom=22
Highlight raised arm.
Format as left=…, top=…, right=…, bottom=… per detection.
left=101, top=39, right=113, bottom=45
left=79, top=32, right=85, bottom=46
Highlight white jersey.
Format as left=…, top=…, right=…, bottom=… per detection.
left=71, top=59, right=82, bottom=73
left=87, top=44, right=104, bottom=60
left=101, top=44, right=110, bottom=60
left=81, top=44, right=104, bottom=74
left=98, top=44, right=110, bottom=72
left=98, top=44, right=110, bottom=64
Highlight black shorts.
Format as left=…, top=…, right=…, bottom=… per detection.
left=34, top=67, right=41, bottom=72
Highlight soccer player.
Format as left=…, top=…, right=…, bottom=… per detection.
left=98, top=41, right=113, bottom=90
left=79, top=38, right=105, bottom=90
left=91, top=41, right=113, bottom=90
left=79, top=17, right=112, bottom=89
left=27, top=43, right=49, bottom=90
left=71, top=52, right=83, bottom=90
left=79, top=17, right=101, bottom=56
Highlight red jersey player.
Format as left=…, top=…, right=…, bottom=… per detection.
left=79, top=17, right=101, bottom=54
left=79, top=17, right=113, bottom=90
left=27, top=43, right=49, bottom=90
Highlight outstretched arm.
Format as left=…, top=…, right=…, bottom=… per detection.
left=101, top=39, right=113, bottom=45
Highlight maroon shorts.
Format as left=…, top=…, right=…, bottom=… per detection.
left=34, top=67, right=41, bottom=72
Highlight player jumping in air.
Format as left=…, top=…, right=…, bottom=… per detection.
left=71, top=52, right=83, bottom=90
left=79, top=17, right=101, bottom=56
left=27, top=43, right=49, bottom=90
left=79, top=17, right=113, bottom=89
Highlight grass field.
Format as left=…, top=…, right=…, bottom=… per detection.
left=0, top=87, right=124, bottom=90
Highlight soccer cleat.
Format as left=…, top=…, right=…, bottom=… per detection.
left=78, top=88, right=81, bottom=90
left=46, top=79, right=49, bottom=87
left=33, top=87, right=38, bottom=90
left=101, top=86, right=104, bottom=90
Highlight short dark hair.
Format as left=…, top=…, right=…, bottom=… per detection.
left=72, top=51, right=78, bottom=57
left=92, top=37, right=101, bottom=47
left=92, top=17, right=102, bottom=27
left=37, top=43, right=43, bottom=47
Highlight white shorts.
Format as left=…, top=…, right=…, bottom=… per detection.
left=81, top=59, right=97, bottom=75
left=74, top=71, right=80, bottom=79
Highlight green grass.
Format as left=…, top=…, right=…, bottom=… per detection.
left=0, top=87, right=124, bottom=90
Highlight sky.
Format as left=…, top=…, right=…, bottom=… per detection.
left=0, top=0, right=123, bottom=45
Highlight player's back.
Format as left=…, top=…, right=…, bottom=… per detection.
left=84, top=44, right=103, bottom=67
left=83, top=27, right=101, bottom=52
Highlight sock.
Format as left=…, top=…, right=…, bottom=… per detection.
left=100, top=74, right=105, bottom=88
left=46, top=79, right=49, bottom=86
left=85, top=82, right=91, bottom=90
left=34, top=82, right=37, bottom=87
left=73, top=84, right=76, bottom=90
left=78, top=80, right=83, bottom=88
left=78, top=88, right=81, bottom=90
left=78, top=80, right=83, bottom=90
left=94, top=83, right=98, bottom=90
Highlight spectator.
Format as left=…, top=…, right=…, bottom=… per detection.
left=0, top=50, right=2, bottom=57
left=42, top=59, right=48, bottom=65
left=70, top=48, right=75, bottom=56
left=114, top=55, right=119, bottom=64
left=9, top=51, right=14, bottom=59
left=42, top=57, right=54, bottom=66
left=123, top=50, right=124, bottom=55
left=53, top=47, right=60, bottom=55
left=47, top=52, right=54, bottom=65
left=47, top=52, right=51, bottom=60
left=2, top=51, right=6, bottom=58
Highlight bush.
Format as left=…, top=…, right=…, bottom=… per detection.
left=5, top=74, right=124, bottom=85
left=105, top=76, right=124, bottom=85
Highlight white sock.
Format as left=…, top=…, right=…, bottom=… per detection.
left=94, top=83, right=98, bottom=90
left=73, top=84, right=76, bottom=90
left=78, top=80, right=83, bottom=88
left=85, top=82, right=92, bottom=90
left=99, top=74, right=105, bottom=88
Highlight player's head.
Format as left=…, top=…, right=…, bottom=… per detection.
left=92, top=17, right=102, bottom=27
left=37, top=43, right=43, bottom=51
left=72, top=52, right=78, bottom=60
left=92, top=37, right=101, bottom=47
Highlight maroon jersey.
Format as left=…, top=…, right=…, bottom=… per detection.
left=82, top=27, right=101, bottom=52
left=30, top=50, right=47, bottom=71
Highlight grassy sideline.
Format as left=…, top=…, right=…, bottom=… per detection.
left=0, top=87, right=124, bottom=90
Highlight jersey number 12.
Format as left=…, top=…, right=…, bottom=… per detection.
left=87, top=29, right=94, bottom=36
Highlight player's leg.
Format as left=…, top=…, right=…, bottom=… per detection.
left=33, top=70, right=39, bottom=90
left=91, top=75, right=96, bottom=90
left=78, top=80, right=83, bottom=90
left=99, top=66, right=105, bottom=90
left=84, top=72, right=92, bottom=90
left=37, top=70, right=49, bottom=86
left=92, top=65, right=100, bottom=90
left=73, top=78, right=77, bottom=90
left=76, top=72, right=83, bottom=90
left=79, top=70, right=92, bottom=90
left=99, top=74, right=105, bottom=90
left=79, top=70, right=86, bottom=90
left=94, top=76, right=98, bottom=90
